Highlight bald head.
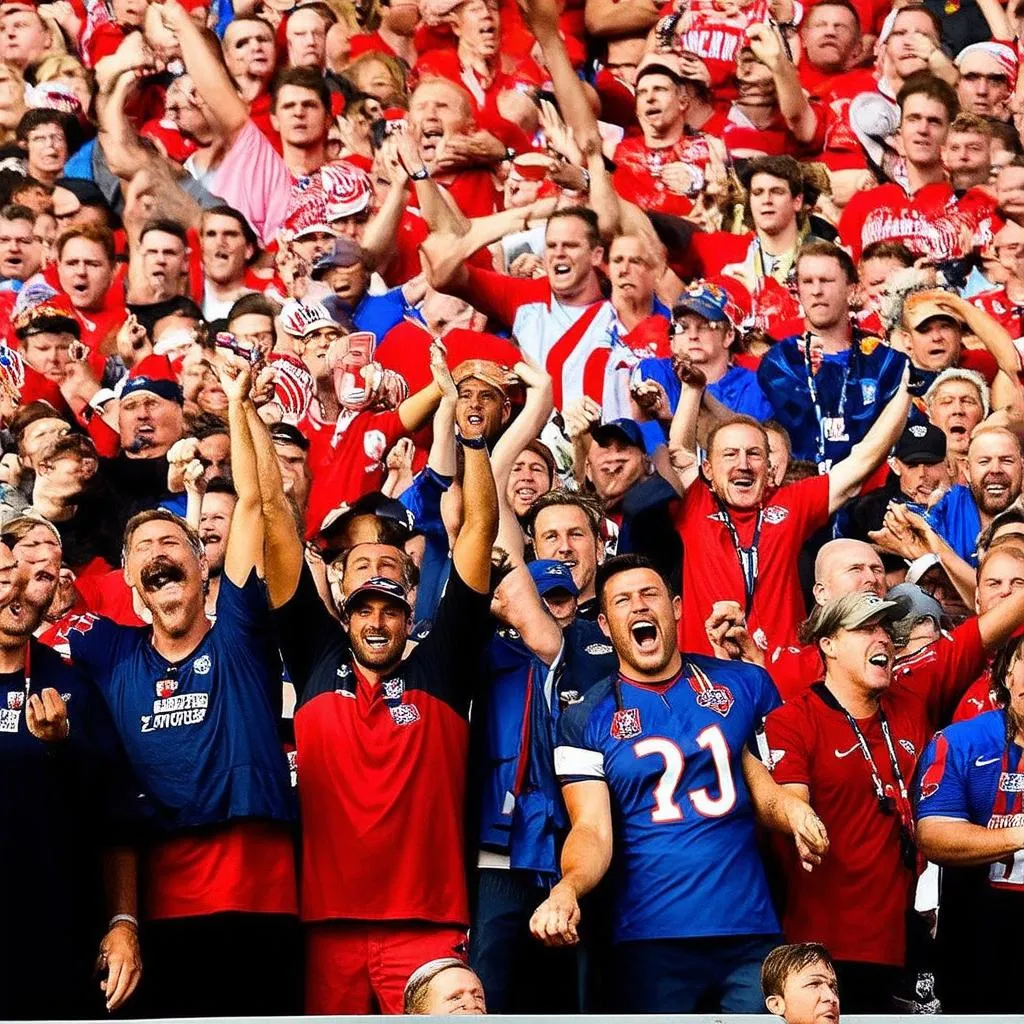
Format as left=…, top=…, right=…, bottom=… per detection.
left=813, top=539, right=886, bottom=605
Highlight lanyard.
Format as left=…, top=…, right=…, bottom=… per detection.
left=713, top=494, right=762, bottom=617
left=21, top=639, right=31, bottom=705
left=803, top=332, right=851, bottom=466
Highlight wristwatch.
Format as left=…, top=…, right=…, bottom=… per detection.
left=410, top=167, right=430, bottom=181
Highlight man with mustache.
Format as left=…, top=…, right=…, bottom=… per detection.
left=66, top=358, right=301, bottom=1017
left=927, top=427, right=1024, bottom=565
left=262, top=343, right=499, bottom=1014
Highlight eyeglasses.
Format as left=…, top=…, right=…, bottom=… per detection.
left=670, top=317, right=725, bottom=336
left=26, top=132, right=64, bottom=146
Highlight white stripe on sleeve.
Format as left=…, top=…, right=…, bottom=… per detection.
left=554, top=745, right=605, bottom=778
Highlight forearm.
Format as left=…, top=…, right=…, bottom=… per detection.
left=417, top=179, right=471, bottom=236
left=428, top=397, right=457, bottom=477
left=398, top=381, right=442, bottom=432
left=587, top=149, right=624, bottom=241
left=934, top=537, right=978, bottom=608
left=453, top=444, right=499, bottom=593
left=669, top=383, right=703, bottom=458
left=965, top=309, right=1021, bottom=380
left=228, top=396, right=260, bottom=507
left=184, top=485, right=203, bottom=530
left=927, top=48, right=959, bottom=85
left=976, top=0, right=1013, bottom=38
left=359, top=184, right=408, bottom=270
left=533, top=14, right=601, bottom=152
left=558, top=821, right=612, bottom=898
left=496, top=493, right=527, bottom=562
left=584, top=0, right=657, bottom=36
left=979, top=584, right=1024, bottom=648
left=743, top=748, right=798, bottom=832
left=773, top=62, right=817, bottom=142
left=102, top=846, right=138, bottom=918
left=491, top=382, right=553, bottom=483
left=917, top=819, right=1024, bottom=866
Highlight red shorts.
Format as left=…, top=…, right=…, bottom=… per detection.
left=305, top=920, right=468, bottom=1014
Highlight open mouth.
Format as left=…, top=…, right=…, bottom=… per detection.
left=551, top=262, right=573, bottom=281
left=514, top=486, right=537, bottom=503
left=466, top=413, right=484, bottom=428
left=140, top=558, right=187, bottom=593
left=631, top=620, right=658, bottom=652
left=730, top=473, right=756, bottom=491
left=868, top=651, right=890, bottom=668
left=201, top=532, right=221, bottom=546
left=363, top=632, right=390, bottom=650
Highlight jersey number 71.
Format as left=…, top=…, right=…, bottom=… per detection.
left=634, top=725, right=736, bottom=822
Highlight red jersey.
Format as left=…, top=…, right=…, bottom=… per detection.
left=673, top=3, right=758, bottom=105
left=971, top=287, right=1024, bottom=339
left=611, top=131, right=715, bottom=216
left=672, top=474, right=831, bottom=657
left=952, top=669, right=998, bottom=722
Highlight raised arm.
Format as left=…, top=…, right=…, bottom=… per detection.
left=747, top=24, right=818, bottom=143
left=665, top=362, right=705, bottom=493
left=452, top=394, right=500, bottom=593
left=828, top=370, right=911, bottom=514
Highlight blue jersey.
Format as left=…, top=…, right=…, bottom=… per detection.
left=927, top=485, right=982, bottom=566
left=68, top=569, right=295, bottom=832
left=917, top=709, right=1024, bottom=888
left=555, top=656, right=781, bottom=942
left=353, top=288, right=409, bottom=338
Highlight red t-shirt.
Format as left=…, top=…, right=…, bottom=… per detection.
left=952, top=669, right=997, bottom=722
left=672, top=474, right=831, bottom=657
left=971, top=287, right=1024, bottom=340
left=612, top=132, right=715, bottom=216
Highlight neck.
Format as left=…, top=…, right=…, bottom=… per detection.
left=613, top=291, right=651, bottom=329
left=702, top=353, right=731, bottom=383
left=238, top=75, right=265, bottom=102
left=824, top=670, right=880, bottom=719
left=1006, top=277, right=1024, bottom=304
left=645, top=121, right=685, bottom=148
left=554, top=275, right=603, bottom=307
left=906, top=161, right=945, bottom=193
left=808, top=318, right=853, bottom=353
left=205, top=277, right=247, bottom=301
left=151, top=613, right=211, bottom=663
left=315, top=379, right=341, bottom=422
left=457, top=41, right=496, bottom=80
left=283, top=140, right=327, bottom=177
left=205, top=575, right=222, bottom=618
left=619, top=649, right=683, bottom=686
left=31, top=489, right=74, bottom=522
left=735, top=98, right=776, bottom=126
left=758, top=219, right=799, bottom=256
left=0, top=637, right=27, bottom=674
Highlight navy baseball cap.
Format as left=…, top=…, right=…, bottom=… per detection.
left=120, top=374, right=183, bottom=404
left=673, top=280, right=730, bottom=324
left=343, top=575, right=412, bottom=614
left=894, top=422, right=946, bottom=466
left=592, top=418, right=645, bottom=450
left=311, top=237, right=365, bottom=280
left=528, top=558, right=579, bottom=597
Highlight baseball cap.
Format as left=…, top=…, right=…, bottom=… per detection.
left=673, top=280, right=731, bottom=324
left=120, top=354, right=184, bottom=404
left=283, top=188, right=337, bottom=241
left=311, top=237, right=365, bottom=279
left=802, top=591, right=907, bottom=643
left=904, top=290, right=965, bottom=331
left=906, top=552, right=942, bottom=586
left=279, top=300, right=339, bottom=338
left=886, top=582, right=944, bottom=626
left=528, top=558, right=579, bottom=597
left=269, top=422, right=310, bottom=451
left=453, top=359, right=508, bottom=395
left=343, top=575, right=412, bottom=614
left=53, top=177, right=109, bottom=211
left=592, top=418, right=645, bottom=450
left=893, top=422, right=946, bottom=465
left=0, top=508, right=62, bottom=548
left=320, top=162, right=373, bottom=222
left=955, top=40, right=1018, bottom=79
left=12, top=289, right=80, bottom=340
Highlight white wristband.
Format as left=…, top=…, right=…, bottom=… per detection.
left=109, top=914, right=138, bottom=929
left=88, top=388, right=117, bottom=411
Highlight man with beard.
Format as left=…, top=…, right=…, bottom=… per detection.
left=66, top=359, right=300, bottom=1017
left=0, top=522, right=142, bottom=1019
left=198, top=479, right=237, bottom=620
left=531, top=554, right=829, bottom=1013
left=263, top=358, right=499, bottom=1014
left=928, top=427, right=1024, bottom=565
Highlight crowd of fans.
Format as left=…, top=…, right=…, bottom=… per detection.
left=4, top=0, right=1024, bottom=1012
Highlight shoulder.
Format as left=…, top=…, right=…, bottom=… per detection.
left=560, top=675, right=616, bottom=744
left=940, top=709, right=1006, bottom=755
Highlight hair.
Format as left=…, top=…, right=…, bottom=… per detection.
left=227, top=292, right=280, bottom=324
left=978, top=506, right=1024, bottom=555
left=204, top=477, right=237, bottom=499
left=1, top=512, right=59, bottom=550
left=55, top=222, right=115, bottom=263
left=0, top=201, right=33, bottom=225
left=802, top=0, right=860, bottom=28
left=741, top=154, right=803, bottom=197
left=36, top=431, right=95, bottom=467
left=950, top=111, right=993, bottom=137
left=761, top=943, right=836, bottom=1000
left=546, top=206, right=601, bottom=250
left=347, top=51, right=408, bottom=100
left=526, top=487, right=603, bottom=540
left=897, top=71, right=959, bottom=122
left=9, top=400, right=66, bottom=455
left=763, top=419, right=792, bottom=457
left=704, top=414, right=770, bottom=458
left=191, top=413, right=229, bottom=441
left=595, top=552, right=674, bottom=610
left=122, top=508, right=204, bottom=566
left=289, top=1, right=337, bottom=28
left=140, top=218, right=189, bottom=248
left=35, top=53, right=89, bottom=82
left=270, top=66, right=332, bottom=113
left=890, top=3, right=942, bottom=40
left=15, top=107, right=66, bottom=146
left=403, top=959, right=470, bottom=1015
left=796, top=239, right=858, bottom=284
left=199, top=204, right=260, bottom=254
left=924, top=367, right=990, bottom=417
left=860, top=240, right=916, bottom=267
left=989, top=118, right=1024, bottom=156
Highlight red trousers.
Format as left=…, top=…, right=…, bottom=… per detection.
left=305, top=920, right=468, bottom=1014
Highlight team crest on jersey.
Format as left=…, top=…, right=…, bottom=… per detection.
left=585, top=643, right=613, bottom=656
left=695, top=685, right=734, bottom=717
left=762, top=505, right=788, bottom=525
left=383, top=677, right=405, bottom=700
left=6, top=690, right=23, bottom=710
left=610, top=707, right=642, bottom=740
left=999, top=773, right=1024, bottom=793
left=156, top=678, right=178, bottom=699
left=899, top=739, right=916, bottom=756
left=192, top=654, right=212, bottom=675
left=861, top=380, right=877, bottom=404
left=390, top=703, right=420, bottom=726
left=68, top=612, right=99, bottom=635
left=752, top=627, right=768, bottom=651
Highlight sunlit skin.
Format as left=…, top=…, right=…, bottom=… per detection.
left=532, top=504, right=603, bottom=601
left=339, top=543, right=406, bottom=596
left=222, top=18, right=276, bottom=84
left=900, top=93, right=950, bottom=172
left=506, top=449, right=552, bottom=517
left=228, top=313, right=275, bottom=358
left=21, top=329, right=72, bottom=383
left=748, top=172, right=802, bottom=237
left=0, top=10, right=50, bottom=71
left=453, top=0, right=500, bottom=63
left=269, top=83, right=330, bottom=149
left=636, top=73, right=686, bottom=143
left=797, top=255, right=852, bottom=333
left=24, top=122, right=67, bottom=184
left=883, top=9, right=940, bottom=83
left=765, top=961, right=840, bottom=1024
left=957, top=52, right=1011, bottom=118
left=273, top=439, right=310, bottom=512
left=200, top=213, right=253, bottom=287
left=0, top=213, right=39, bottom=280
left=598, top=567, right=682, bottom=680
left=409, top=80, right=473, bottom=167
left=19, top=417, right=69, bottom=470
left=813, top=538, right=886, bottom=604
left=765, top=426, right=790, bottom=487
left=800, top=3, right=858, bottom=73
left=943, top=130, right=991, bottom=191
left=544, top=217, right=603, bottom=302
left=418, top=967, right=487, bottom=1016
left=140, top=229, right=188, bottom=296
left=703, top=422, right=770, bottom=510
left=672, top=311, right=731, bottom=381
left=345, top=595, right=410, bottom=670
left=118, top=392, right=184, bottom=459
left=456, top=377, right=510, bottom=442
left=286, top=8, right=329, bottom=70
left=976, top=548, right=1024, bottom=613
left=609, top=235, right=657, bottom=311
left=968, top=430, right=1023, bottom=519
left=908, top=316, right=960, bottom=372
left=997, top=165, right=1024, bottom=222
left=820, top=621, right=895, bottom=694
left=893, top=456, right=949, bottom=504
left=927, top=379, right=985, bottom=457
left=57, top=237, right=113, bottom=311
left=586, top=439, right=646, bottom=507
left=859, top=256, right=908, bottom=311
left=296, top=324, right=342, bottom=382
left=199, top=491, right=235, bottom=576
left=197, top=433, right=231, bottom=483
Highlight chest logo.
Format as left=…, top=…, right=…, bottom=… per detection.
left=835, top=743, right=860, bottom=759
left=762, top=505, right=788, bottom=525
left=193, top=654, right=212, bottom=675
left=390, top=703, right=420, bottom=726
left=364, top=429, right=387, bottom=462
left=688, top=665, right=734, bottom=718
left=610, top=707, right=642, bottom=740
left=6, top=690, right=23, bottom=710
left=156, top=678, right=178, bottom=699
left=383, top=677, right=405, bottom=701
left=899, top=739, right=916, bottom=756
left=585, top=643, right=614, bottom=656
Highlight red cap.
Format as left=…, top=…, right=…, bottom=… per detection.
left=131, top=353, right=177, bottom=382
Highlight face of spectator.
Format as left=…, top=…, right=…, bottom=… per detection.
left=884, top=10, right=939, bottom=80
left=181, top=354, right=228, bottom=417
left=532, top=504, right=602, bottom=600
left=291, top=230, right=336, bottom=267
left=671, top=311, right=731, bottom=373
left=286, top=9, right=329, bottom=69
left=112, top=0, right=147, bottom=27
left=765, top=960, right=840, bottom=1024
left=858, top=255, right=907, bottom=310
left=24, top=120, right=67, bottom=180
left=928, top=379, right=984, bottom=455
left=198, top=432, right=231, bottom=482
left=351, top=57, right=397, bottom=101
left=323, top=260, right=369, bottom=303
left=199, top=490, right=235, bottom=577
left=765, top=426, right=789, bottom=486
left=422, top=290, right=484, bottom=335
left=33, top=210, right=55, bottom=265
left=636, top=73, right=685, bottom=140
left=453, top=0, right=499, bottom=56
left=44, top=564, right=76, bottom=622
left=504, top=169, right=543, bottom=207
left=822, top=621, right=893, bottom=690
left=976, top=548, right=1024, bottom=612
left=506, top=448, right=552, bottom=517
left=297, top=325, right=342, bottom=381
left=58, top=237, right=113, bottom=311
left=9, top=527, right=59, bottom=628
left=201, top=213, right=253, bottom=287
left=49, top=70, right=92, bottom=115
left=703, top=422, right=769, bottom=510
left=22, top=329, right=72, bottom=382
left=274, top=439, right=310, bottom=511
left=957, top=53, right=1011, bottom=117
left=609, top=235, right=656, bottom=310
left=52, top=187, right=107, bottom=232
left=141, top=229, right=188, bottom=295
left=271, top=84, right=329, bottom=147
left=894, top=457, right=948, bottom=504
left=544, top=217, right=602, bottom=300
left=801, top=3, right=858, bottom=73
left=228, top=312, right=275, bottom=358
left=165, top=76, right=212, bottom=145
left=969, top=431, right=1024, bottom=517
left=19, top=416, right=69, bottom=469
left=0, top=62, right=23, bottom=130
left=900, top=93, right=950, bottom=170
left=997, top=165, right=1024, bottom=222
left=735, top=47, right=776, bottom=102
left=223, top=18, right=276, bottom=82
left=587, top=439, right=646, bottom=506
left=419, top=967, right=487, bottom=1015
left=37, top=447, right=95, bottom=499
left=814, top=539, right=886, bottom=603
left=748, top=172, right=801, bottom=236
left=340, top=542, right=406, bottom=596
left=907, top=315, right=960, bottom=372
left=943, top=130, right=991, bottom=190
left=410, top=80, right=472, bottom=165
left=118, top=390, right=184, bottom=458
left=598, top=566, right=680, bottom=676
left=345, top=595, right=410, bottom=668
left=0, top=214, right=38, bottom=280
left=456, top=376, right=510, bottom=441
left=124, top=519, right=206, bottom=638
left=797, top=254, right=851, bottom=331
left=0, top=11, right=49, bottom=70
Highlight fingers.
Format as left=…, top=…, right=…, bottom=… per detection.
left=40, top=687, right=63, bottom=722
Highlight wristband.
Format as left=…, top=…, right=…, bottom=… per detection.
left=88, top=388, right=117, bottom=411
left=456, top=433, right=488, bottom=450
left=109, top=914, right=138, bottom=930
left=410, top=167, right=430, bottom=181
